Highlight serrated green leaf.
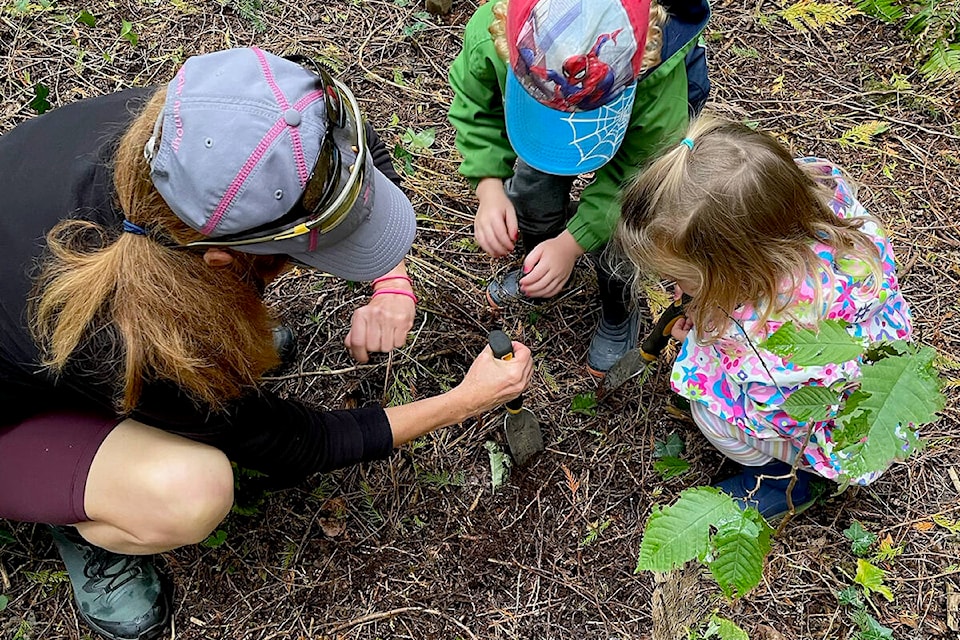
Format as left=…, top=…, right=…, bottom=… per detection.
left=761, top=320, right=866, bottom=365
left=783, top=385, right=840, bottom=422
left=844, top=521, right=877, bottom=557
left=484, top=440, right=511, bottom=493
left=920, top=42, right=960, bottom=81
left=709, top=615, right=749, bottom=640
left=707, top=508, right=773, bottom=598
left=653, top=456, right=691, bottom=479
left=837, top=585, right=862, bottom=606
left=836, top=347, right=942, bottom=477
left=854, top=558, right=894, bottom=601
left=637, top=487, right=741, bottom=573
left=654, top=432, right=685, bottom=458
left=855, top=0, right=904, bottom=21
left=570, top=392, right=597, bottom=416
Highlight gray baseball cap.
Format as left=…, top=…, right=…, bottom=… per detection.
left=147, top=47, right=416, bottom=281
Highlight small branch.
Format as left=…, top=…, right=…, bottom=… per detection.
left=324, top=606, right=478, bottom=640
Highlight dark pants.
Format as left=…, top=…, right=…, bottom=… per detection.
left=504, top=160, right=632, bottom=325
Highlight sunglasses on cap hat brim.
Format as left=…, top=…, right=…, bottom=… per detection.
left=186, top=57, right=367, bottom=248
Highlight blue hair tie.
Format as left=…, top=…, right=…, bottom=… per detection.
left=122, top=219, right=148, bottom=236
left=680, top=138, right=695, bottom=150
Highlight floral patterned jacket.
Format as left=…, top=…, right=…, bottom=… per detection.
left=671, top=159, right=913, bottom=484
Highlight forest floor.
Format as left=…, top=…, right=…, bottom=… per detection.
left=2, top=0, right=960, bottom=639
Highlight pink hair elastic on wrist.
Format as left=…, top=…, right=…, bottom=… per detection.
left=372, top=275, right=413, bottom=286
left=371, top=288, right=418, bottom=304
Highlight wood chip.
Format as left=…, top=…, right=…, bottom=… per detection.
left=948, top=583, right=959, bottom=632
left=948, top=466, right=960, bottom=495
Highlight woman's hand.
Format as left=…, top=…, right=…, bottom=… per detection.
left=518, top=230, right=584, bottom=298
left=474, top=178, right=518, bottom=258
left=384, top=339, right=534, bottom=446
left=345, top=265, right=416, bottom=362
left=454, top=340, right=533, bottom=416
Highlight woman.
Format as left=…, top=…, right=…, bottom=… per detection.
left=0, top=47, right=532, bottom=640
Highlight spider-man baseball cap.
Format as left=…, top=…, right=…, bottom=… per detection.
left=505, top=0, right=651, bottom=175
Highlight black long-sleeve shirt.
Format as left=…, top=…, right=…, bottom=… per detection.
left=0, top=87, right=399, bottom=486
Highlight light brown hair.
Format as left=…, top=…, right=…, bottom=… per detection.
left=614, top=113, right=883, bottom=341
left=30, top=89, right=283, bottom=413
left=490, top=0, right=666, bottom=73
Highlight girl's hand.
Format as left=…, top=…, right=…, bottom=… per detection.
left=671, top=316, right=694, bottom=342
left=474, top=178, right=518, bottom=258
left=519, top=230, right=584, bottom=298
left=670, top=283, right=693, bottom=341
left=345, top=290, right=415, bottom=363
left=455, top=340, right=533, bottom=415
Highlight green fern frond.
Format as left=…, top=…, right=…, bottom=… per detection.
left=856, top=0, right=905, bottom=22
left=780, top=0, right=862, bottom=32
left=838, top=120, right=891, bottom=147
left=920, top=41, right=960, bottom=80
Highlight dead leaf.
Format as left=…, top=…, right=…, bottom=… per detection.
left=561, top=463, right=580, bottom=497
left=913, top=520, right=935, bottom=532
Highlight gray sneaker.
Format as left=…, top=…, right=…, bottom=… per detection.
left=486, top=269, right=537, bottom=309
left=587, top=309, right=641, bottom=377
left=49, top=526, right=170, bottom=640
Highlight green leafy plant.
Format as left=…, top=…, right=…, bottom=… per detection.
left=780, top=0, right=862, bottom=32
left=119, top=20, right=138, bottom=46
left=837, top=586, right=895, bottom=639
left=854, top=558, right=894, bottom=601
left=580, top=517, right=612, bottom=547
left=202, top=529, right=228, bottom=548
left=838, top=121, right=891, bottom=147
left=844, top=521, right=878, bottom=557
left=402, top=11, right=432, bottom=37
left=0, top=594, right=8, bottom=612
left=217, top=0, right=266, bottom=31
left=76, top=9, right=95, bottom=26
left=28, top=82, right=51, bottom=114
left=570, top=392, right=598, bottom=416
left=653, top=432, right=691, bottom=479
left=689, top=614, right=750, bottom=640
left=637, top=487, right=774, bottom=597
left=637, top=320, right=943, bottom=598
left=856, top=0, right=960, bottom=80
left=484, top=440, right=511, bottom=492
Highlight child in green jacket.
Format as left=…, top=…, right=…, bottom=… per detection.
left=448, top=0, right=710, bottom=375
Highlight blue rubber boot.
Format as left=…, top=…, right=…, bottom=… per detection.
left=49, top=526, right=170, bottom=640
left=713, top=461, right=817, bottom=520
left=586, top=308, right=641, bottom=377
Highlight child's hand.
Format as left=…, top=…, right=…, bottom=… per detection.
left=671, top=316, right=693, bottom=342
left=519, top=230, right=584, bottom=298
left=474, top=178, right=518, bottom=258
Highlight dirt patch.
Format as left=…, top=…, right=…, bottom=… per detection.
left=2, top=0, right=959, bottom=638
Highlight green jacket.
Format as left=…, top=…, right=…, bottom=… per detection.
left=448, top=1, right=709, bottom=251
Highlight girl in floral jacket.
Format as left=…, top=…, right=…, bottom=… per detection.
left=614, top=114, right=912, bottom=518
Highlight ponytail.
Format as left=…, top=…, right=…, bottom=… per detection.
left=30, top=89, right=280, bottom=413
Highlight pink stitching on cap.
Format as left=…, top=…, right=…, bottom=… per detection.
left=202, top=119, right=287, bottom=235
left=204, top=52, right=327, bottom=235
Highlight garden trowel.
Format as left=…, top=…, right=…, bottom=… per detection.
left=488, top=330, right=544, bottom=466
left=600, top=294, right=692, bottom=395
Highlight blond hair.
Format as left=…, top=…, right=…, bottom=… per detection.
left=490, top=0, right=666, bottom=73
left=614, top=113, right=883, bottom=341
left=30, top=89, right=282, bottom=413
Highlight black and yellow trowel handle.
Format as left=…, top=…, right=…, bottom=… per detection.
left=639, top=293, right=693, bottom=361
left=487, top=330, right=525, bottom=414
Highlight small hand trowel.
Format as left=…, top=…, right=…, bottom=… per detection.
left=601, top=294, right=692, bottom=395
left=488, top=330, right=544, bottom=466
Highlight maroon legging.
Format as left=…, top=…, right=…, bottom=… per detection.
left=0, top=410, right=119, bottom=524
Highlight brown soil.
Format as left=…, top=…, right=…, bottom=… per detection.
left=2, top=1, right=959, bottom=639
